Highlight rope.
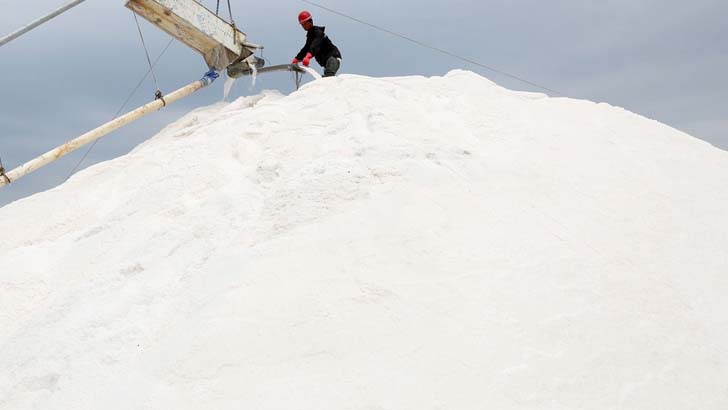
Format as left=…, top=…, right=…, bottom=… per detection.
left=132, top=11, right=161, bottom=95
left=214, top=0, right=234, bottom=24
left=64, top=38, right=175, bottom=182
left=227, top=0, right=235, bottom=25
left=301, top=0, right=562, bottom=95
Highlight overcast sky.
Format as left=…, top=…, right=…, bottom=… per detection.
left=1, top=0, right=726, bottom=206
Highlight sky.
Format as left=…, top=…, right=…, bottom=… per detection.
left=1, top=0, right=726, bottom=206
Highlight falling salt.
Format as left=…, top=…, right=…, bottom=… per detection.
left=223, top=74, right=236, bottom=101
left=249, top=64, right=258, bottom=90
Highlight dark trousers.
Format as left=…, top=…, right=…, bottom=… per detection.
left=324, top=57, right=341, bottom=77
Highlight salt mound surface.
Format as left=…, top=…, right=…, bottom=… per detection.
left=1, top=71, right=727, bottom=409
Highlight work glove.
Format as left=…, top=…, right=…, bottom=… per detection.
left=292, top=57, right=299, bottom=65
left=204, top=69, right=219, bottom=80
left=302, top=53, right=313, bottom=67
left=201, top=69, right=220, bottom=86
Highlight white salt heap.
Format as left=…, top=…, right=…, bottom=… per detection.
left=1, top=71, right=727, bottom=409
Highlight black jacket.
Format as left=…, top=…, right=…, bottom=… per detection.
left=296, top=25, right=341, bottom=66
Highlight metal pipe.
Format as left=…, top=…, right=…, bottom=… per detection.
left=0, top=75, right=217, bottom=189
left=228, top=64, right=321, bottom=79
left=0, top=0, right=88, bottom=48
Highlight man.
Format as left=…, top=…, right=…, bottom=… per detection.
left=292, top=11, right=342, bottom=77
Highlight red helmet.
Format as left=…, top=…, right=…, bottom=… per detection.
left=298, top=11, right=312, bottom=24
